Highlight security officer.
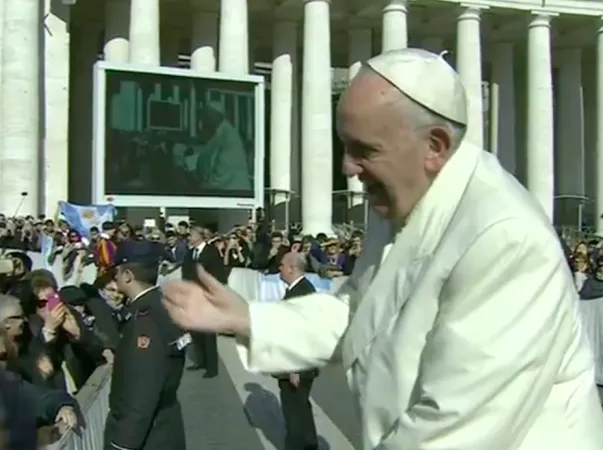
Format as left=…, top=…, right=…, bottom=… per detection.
left=104, top=240, right=187, bottom=450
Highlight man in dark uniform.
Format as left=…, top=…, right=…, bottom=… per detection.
left=104, top=240, right=188, bottom=450
left=275, top=252, right=319, bottom=450
left=182, top=225, right=225, bottom=376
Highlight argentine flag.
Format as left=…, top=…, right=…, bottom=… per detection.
left=58, top=201, right=116, bottom=238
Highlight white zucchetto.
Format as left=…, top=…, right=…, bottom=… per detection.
left=365, top=48, right=468, bottom=126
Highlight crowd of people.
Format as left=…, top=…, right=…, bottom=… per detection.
left=0, top=206, right=366, bottom=447
left=567, top=238, right=603, bottom=298
left=0, top=208, right=364, bottom=278
left=4, top=203, right=600, bottom=447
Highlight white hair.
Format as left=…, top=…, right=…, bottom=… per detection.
left=357, top=65, right=467, bottom=150
left=402, top=96, right=466, bottom=150
left=0, top=295, right=22, bottom=324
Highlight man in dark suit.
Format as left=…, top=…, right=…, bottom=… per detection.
left=182, top=225, right=226, bottom=376
left=276, top=251, right=319, bottom=450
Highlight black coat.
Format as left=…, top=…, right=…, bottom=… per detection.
left=105, top=287, right=186, bottom=450
left=0, top=368, right=76, bottom=450
left=27, top=309, right=105, bottom=391
left=85, top=295, right=122, bottom=350
left=182, top=242, right=227, bottom=284
left=284, top=277, right=316, bottom=299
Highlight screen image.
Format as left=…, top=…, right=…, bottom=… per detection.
left=103, top=69, right=257, bottom=198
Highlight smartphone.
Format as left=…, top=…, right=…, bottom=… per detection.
left=46, top=292, right=62, bottom=311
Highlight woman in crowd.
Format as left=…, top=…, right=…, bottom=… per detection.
left=27, top=269, right=106, bottom=393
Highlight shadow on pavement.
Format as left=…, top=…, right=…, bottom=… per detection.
left=243, top=382, right=331, bottom=449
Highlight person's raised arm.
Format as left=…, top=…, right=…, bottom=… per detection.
left=162, top=265, right=354, bottom=374
left=238, top=279, right=353, bottom=373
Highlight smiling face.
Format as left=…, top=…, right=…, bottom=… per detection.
left=336, top=70, right=453, bottom=223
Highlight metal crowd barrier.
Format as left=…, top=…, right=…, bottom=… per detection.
left=41, top=364, right=112, bottom=450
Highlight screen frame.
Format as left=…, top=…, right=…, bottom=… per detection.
left=92, top=61, right=265, bottom=209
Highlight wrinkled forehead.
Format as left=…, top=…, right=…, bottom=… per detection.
left=337, top=72, right=403, bottom=141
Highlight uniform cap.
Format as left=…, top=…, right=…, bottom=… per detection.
left=113, top=240, right=163, bottom=268
left=365, top=48, right=468, bottom=126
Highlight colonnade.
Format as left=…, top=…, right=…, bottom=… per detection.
left=1, top=0, right=603, bottom=234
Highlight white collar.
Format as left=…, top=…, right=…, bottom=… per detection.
left=191, top=241, right=206, bottom=251
left=287, top=275, right=304, bottom=290
left=129, top=285, right=158, bottom=304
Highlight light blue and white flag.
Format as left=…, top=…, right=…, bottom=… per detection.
left=58, top=201, right=116, bottom=239
left=39, top=232, right=55, bottom=270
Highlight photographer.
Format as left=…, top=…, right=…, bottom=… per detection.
left=223, top=234, right=246, bottom=268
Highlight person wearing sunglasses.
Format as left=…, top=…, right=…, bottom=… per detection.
left=0, top=331, right=81, bottom=449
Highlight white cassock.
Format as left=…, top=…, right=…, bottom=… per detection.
left=238, top=139, right=603, bottom=449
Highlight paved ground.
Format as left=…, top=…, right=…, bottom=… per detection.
left=178, top=335, right=361, bottom=450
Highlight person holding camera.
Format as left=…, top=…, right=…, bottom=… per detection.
left=223, top=234, right=246, bottom=268
left=28, top=270, right=105, bottom=393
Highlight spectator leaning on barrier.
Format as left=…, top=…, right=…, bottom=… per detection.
left=0, top=357, right=81, bottom=449
left=0, top=320, right=81, bottom=445
left=0, top=294, right=57, bottom=389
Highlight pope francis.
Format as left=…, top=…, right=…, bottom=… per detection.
left=162, top=49, right=603, bottom=449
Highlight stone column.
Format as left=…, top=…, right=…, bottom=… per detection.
left=595, top=21, right=603, bottom=233
left=1, top=0, right=40, bottom=214
left=348, top=26, right=372, bottom=209
left=219, top=0, right=249, bottom=74
left=217, top=0, right=250, bottom=230
left=43, top=0, right=70, bottom=215
left=526, top=14, right=555, bottom=220
left=456, top=6, right=484, bottom=148
left=381, top=1, right=407, bottom=52
left=490, top=43, right=516, bottom=174
left=301, top=0, right=334, bottom=235
left=104, top=0, right=129, bottom=62
left=556, top=48, right=585, bottom=197
left=0, top=0, right=5, bottom=176
left=129, top=0, right=160, bottom=65
left=191, top=10, right=218, bottom=72
left=270, top=20, right=297, bottom=208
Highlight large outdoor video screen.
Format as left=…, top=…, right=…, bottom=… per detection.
left=92, top=62, right=265, bottom=209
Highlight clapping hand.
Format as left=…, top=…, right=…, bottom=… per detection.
left=162, top=266, right=250, bottom=336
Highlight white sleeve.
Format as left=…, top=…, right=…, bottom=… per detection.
left=236, top=215, right=389, bottom=374
left=237, top=290, right=350, bottom=373
left=41, top=327, right=57, bottom=343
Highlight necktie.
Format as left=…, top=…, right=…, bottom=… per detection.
left=193, top=248, right=199, bottom=260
